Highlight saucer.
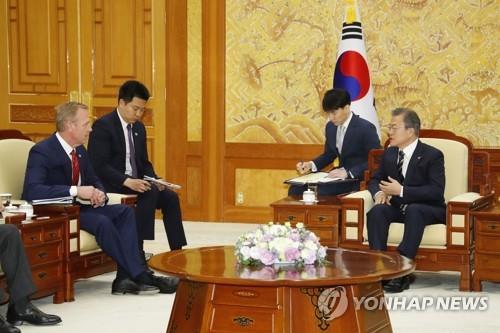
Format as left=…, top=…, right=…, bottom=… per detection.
left=299, top=199, right=318, bottom=203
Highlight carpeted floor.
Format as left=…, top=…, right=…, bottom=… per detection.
left=7, top=221, right=499, bottom=333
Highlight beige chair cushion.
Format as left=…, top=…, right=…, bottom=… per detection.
left=420, top=138, right=468, bottom=202
left=79, top=230, right=101, bottom=254
left=0, top=139, right=35, bottom=199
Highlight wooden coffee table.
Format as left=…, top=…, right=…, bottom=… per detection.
left=271, top=195, right=341, bottom=247
left=149, top=246, right=414, bottom=333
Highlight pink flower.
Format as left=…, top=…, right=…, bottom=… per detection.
left=260, top=250, right=276, bottom=266
left=285, top=247, right=300, bottom=262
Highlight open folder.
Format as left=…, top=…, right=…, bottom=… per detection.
left=143, top=175, right=182, bottom=190
left=284, top=172, right=357, bottom=185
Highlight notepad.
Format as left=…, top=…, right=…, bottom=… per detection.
left=284, top=172, right=356, bottom=185
left=143, top=175, right=182, bottom=190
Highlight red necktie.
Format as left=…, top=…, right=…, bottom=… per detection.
left=71, top=149, right=80, bottom=185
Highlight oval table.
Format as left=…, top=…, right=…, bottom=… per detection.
left=149, top=246, right=414, bottom=333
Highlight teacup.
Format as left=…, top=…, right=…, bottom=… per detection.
left=303, top=189, right=316, bottom=203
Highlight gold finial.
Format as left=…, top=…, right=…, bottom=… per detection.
left=345, top=0, right=358, bottom=24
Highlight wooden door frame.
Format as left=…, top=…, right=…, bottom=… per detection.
left=165, top=0, right=225, bottom=221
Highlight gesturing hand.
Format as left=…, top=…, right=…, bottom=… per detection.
left=379, top=176, right=402, bottom=196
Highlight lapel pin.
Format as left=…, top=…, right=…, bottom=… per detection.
left=134, top=132, right=138, bottom=136
left=78, top=154, right=82, bottom=158
left=417, top=156, right=422, bottom=160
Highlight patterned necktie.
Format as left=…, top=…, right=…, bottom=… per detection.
left=127, top=124, right=138, bottom=178
left=397, top=150, right=405, bottom=182
left=71, top=149, right=79, bottom=186
left=336, top=125, right=345, bottom=153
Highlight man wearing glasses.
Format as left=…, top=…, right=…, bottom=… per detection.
left=367, top=108, right=446, bottom=293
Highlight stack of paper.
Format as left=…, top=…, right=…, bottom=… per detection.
left=31, top=196, right=73, bottom=205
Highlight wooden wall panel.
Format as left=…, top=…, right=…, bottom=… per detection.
left=92, top=0, right=153, bottom=97
left=10, top=105, right=55, bottom=123
left=8, top=0, right=69, bottom=93
left=222, top=143, right=323, bottom=222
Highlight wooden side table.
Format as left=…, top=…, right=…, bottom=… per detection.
left=472, top=204, right=500, bottom=291
left=271, top=196, right=341, bottom=248
left=7, top=214, right=67, bottom=303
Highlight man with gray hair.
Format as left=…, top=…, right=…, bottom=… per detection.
left=367, top=108, right=446, bottom=293
left=22, top=102, right=178, bottom=295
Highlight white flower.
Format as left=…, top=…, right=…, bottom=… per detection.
left=239, top=246, right=251, bottom=260
left=284, top=221, right=291, bottom=228
left=249, top=246, right=262, bottom=260
left=296, top=222, right=304, bottom=229
left=304, top=240, right=318, bottom=251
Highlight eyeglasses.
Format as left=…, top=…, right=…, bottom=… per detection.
left=385, top=125, right=405, bottom=132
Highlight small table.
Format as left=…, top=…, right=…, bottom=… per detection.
left=472, top=204, right=500, bottom=291
left=271, top=195, right=341, bottom=247
left=150, top=246, right=414, bottom=333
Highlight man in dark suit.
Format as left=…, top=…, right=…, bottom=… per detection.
left=367, top=108, right=446, bottom=293
left=290, top=89, right=380, bottom=195
left=22, top=102, right=178, bottom=295
left=0, top=201, right=61, bottom=333
left=87, top=80, right=186, bottom=262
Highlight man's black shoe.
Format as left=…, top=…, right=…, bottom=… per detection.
left=383, top=275, right=410, bottom=293
left=6, top=302, right=61, bottom=326
left=149, top=274, right=179, bottom=294
left=111, top=278, right=159, bottom=295
left=0, top=315, right=20, bottom=333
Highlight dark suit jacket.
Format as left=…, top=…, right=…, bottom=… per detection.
left=368, top=140, right=446, bottom=208
left=313, top=113, right=380, bottom=179
left=87, top=110, right=156, bottom=193
left=22, top=134, right=105, bottom=200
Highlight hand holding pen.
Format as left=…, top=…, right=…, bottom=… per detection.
left=296, top=160, right=312, bottom=174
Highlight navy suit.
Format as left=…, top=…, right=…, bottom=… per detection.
left=87, top=110, right=186, bottom=250
left=289, top=113, right=380, bottom=195
left=22, top=134, right=147, bottom=280
left=0, top=224, right=37, bottom=305
left=367, top=140, right=446, bottom=259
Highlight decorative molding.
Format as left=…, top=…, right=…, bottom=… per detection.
left=10, top=105, right=55, bottom=123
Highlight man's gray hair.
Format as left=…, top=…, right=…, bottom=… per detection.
left=55, top=102, right=88, bottom=132
left=391, top=107, right=420, bottom=136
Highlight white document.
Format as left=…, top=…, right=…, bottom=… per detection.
left=143, top=175, right=182, bottom=190
left=31, top=196, right=73, bottom=205
left=285, top=172, right=342, bottom=184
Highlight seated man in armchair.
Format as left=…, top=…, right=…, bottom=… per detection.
left=22, top=102, right=178, bottom=295
left=367, top=108, right=446, bottom=293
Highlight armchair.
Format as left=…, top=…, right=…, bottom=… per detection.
left=0, top=129, right=136, bottom=301
left=340, top=129, right=493, bottom=291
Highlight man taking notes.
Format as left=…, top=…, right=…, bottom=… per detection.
left=290, top=88, right=380, bottom=196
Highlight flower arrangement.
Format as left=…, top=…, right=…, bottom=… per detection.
left=235, top=222, right=328, bottom=267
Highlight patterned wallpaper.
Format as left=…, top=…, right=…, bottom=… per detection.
left=225, top=0, right=499, bottom=146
